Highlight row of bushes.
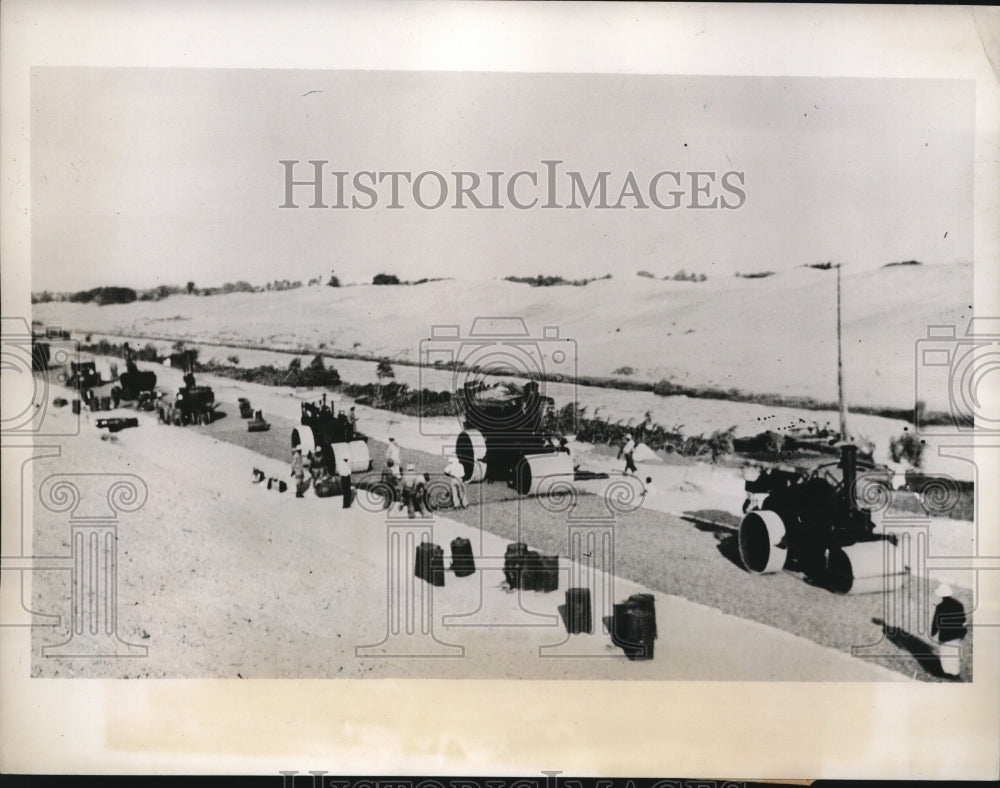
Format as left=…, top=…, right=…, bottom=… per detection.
left=75, top=339, right=937, bottom=471
left=541, top=403, right=736, bottom=459
left=81, top=339, right=162, bottom=362
left=199, top=355, right=342, bottom=389
left=84, top=326, right=955, bottom=427
left=196, top=358, right=456, bottom=419
left=83, top=339, right=736, bottom=459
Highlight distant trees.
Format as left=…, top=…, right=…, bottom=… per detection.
left=139, top=284, right=185, bottom=301
left=373, top=273, right=401, bottom=285
left=68, top=286, right=138, bottom=306
left=220, top=280, right=256, bottom=294
left=504, top=273, right=612, bottom=287
left=668, top=270, right=707, bottom=282
left=263, top=279, right=302, bottom=292
left=636, top=269, right=707, bottom=282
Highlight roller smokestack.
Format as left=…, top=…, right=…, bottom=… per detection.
left=836, top=263, right=849, bottom=442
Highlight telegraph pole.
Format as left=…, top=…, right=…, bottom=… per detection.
left=836, top=263, right=849, bottom=442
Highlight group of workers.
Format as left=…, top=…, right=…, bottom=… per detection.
left=291, top=444, right=354, bottom=507
left=381, top=436, right=469, bottom=517
left=290, top=433, right=470, bottom=516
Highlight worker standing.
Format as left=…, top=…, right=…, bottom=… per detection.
left=414, top=473, right=430, bottom=518
left=618, top=433, right=638, bottom=476
left=443, top=455, right=468, bottom=509
left=558, top=437, right=577, bottom=471
left=291, top=446, right=311, bottom=498
left=348, top=406, right=358, bottom=440
left=338, top=452, right=353, bottom=509
left=381, top=458, right=402, bottom=509
left=386, top=436, right=401, bottom=469
left=930, top=583, right=967, bottom=678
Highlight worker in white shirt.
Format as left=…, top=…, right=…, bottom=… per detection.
left=337, top=452, right=353, bottom=509
left=386, top=436, right=401, bottom=468
left=443, top=455, right=469, bottom=509
left=618, top=433, right=638, bottom=476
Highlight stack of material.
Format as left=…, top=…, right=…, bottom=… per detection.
left=248, top=409, right=271, bottom=432
left=503, top=542, right=559, bottom=592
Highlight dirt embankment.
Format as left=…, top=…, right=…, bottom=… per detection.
left=33, top=261, right=971, bottom=412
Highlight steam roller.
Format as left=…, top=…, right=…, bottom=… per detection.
left=292, top=393, right=371, bottom=476
left=454, top=379, right=574, bottom=496
left=738, top=443, right=906, bottom=594
left=115, top=345, right=156, bottom=401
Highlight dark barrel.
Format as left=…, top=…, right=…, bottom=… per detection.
left=415, top=542, right=445, bottom=587
left=503, top=542, right=528, bottom=588
left=450, top=537, right=476, bottom=578
left=561, top=587, right=592, bottom=634
left=610, top=593, right=657, bottom=660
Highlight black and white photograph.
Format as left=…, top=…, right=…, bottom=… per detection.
left=2, top=1, right=998, bottom=779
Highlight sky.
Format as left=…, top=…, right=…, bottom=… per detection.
left=31, top=68, right=974, bottom=292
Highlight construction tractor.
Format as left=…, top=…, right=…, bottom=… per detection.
left=115, top=343, right=157, bottom=402
left=454, top=379, right=573, bottom=495
left=67, top=361, right=102, bottom=390
left=738, top=443, right=905, bottom=593
left=291, top=393, right=371, bottom=478
left=169, top=350, right=216, bottom=426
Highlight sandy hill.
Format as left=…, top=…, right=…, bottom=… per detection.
left=34, top=261, right=971, bottom=411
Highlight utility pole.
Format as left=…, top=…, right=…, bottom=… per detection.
left=836, top=263, right=849, bottom=442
